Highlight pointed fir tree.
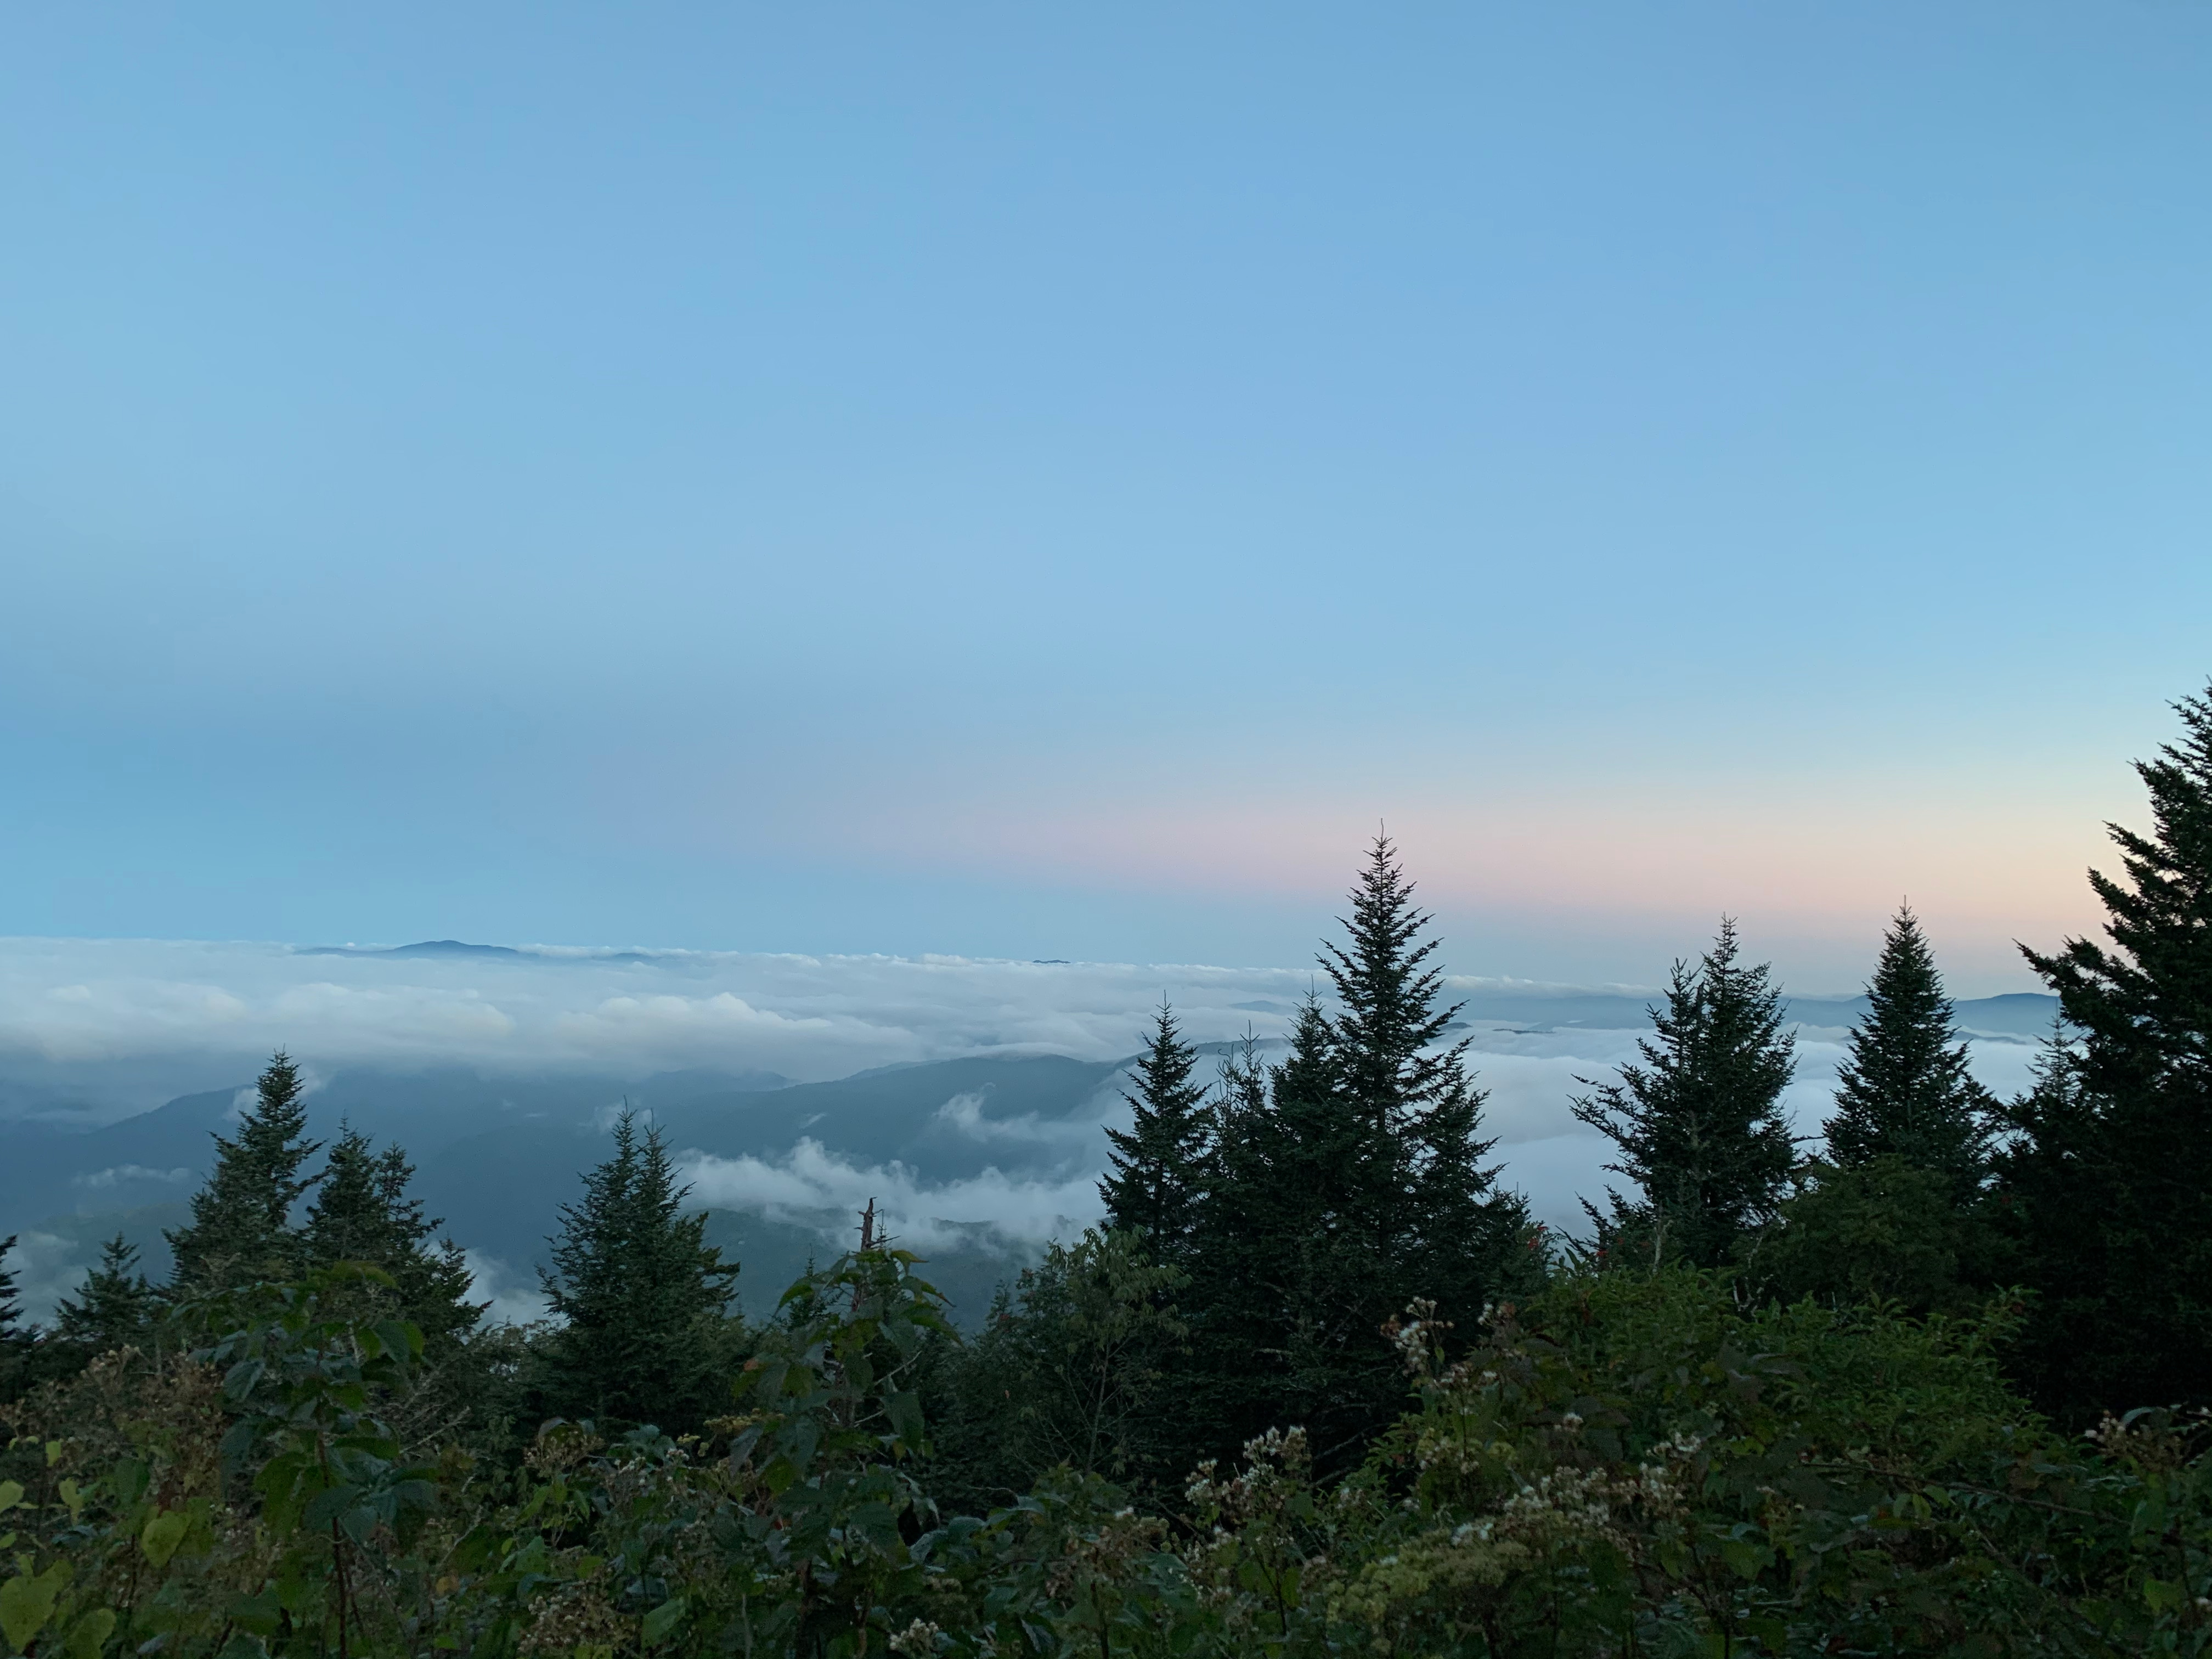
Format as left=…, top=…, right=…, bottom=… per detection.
left=1182, top=839, right=1531, bottom=1469
left=51, top=1234, right=160, bottom=1359
left=1575, top=919, right=1798, bottom=1269
left=0, top=1235, right=32, bottom=1400
left=166, top=1051, right=322, bottom=1297
left=537, top=1111, right=740, bottom=1432
left=302, top=1126, right=482, bottom=1356
left=1099, top=1005, right=1212, bottom=1266
left=1324, top=837, right=1533, bottom=1316
left=1824, top=904, right=1996, bottom=1191
left=2000, top=683, right=2212, bottom=1417
left=2025, top=684, right=2212, bottom=1109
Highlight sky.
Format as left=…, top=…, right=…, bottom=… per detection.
left=3, top=3, right=2209, bottom=993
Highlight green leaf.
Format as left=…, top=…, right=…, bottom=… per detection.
left=222, top=1356, right=267, bottom=1401
left=303, top=1485, right=364, bottom=1532
left=0, top=1561, right=71, bottom=1650
left=884, top=1388, right=926, bottom=1448
left=65, top=1606, right=117, bottom=1659
left=111, top=1459, right=150, bottom=1508
left=228, top=1589, right=284, bottom=1636
left=142, top=1509, right=190, bottom=1567
left=1719, top=1537, right=1770, bottom=1580
left=0, top=1481, right=20, bottom=1513
left=642, top=1594, right=689, bottom=1645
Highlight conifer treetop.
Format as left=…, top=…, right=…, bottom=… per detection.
left=1322, top=832, right=1469, bottom=1122
left=165, top=1049, right=323, bottom=1295
left=52, top=1234, right=159, bottom=1354
left=2024, top=681, right=2212, bottom=1101
left=1099, top=1003, right=1212, bottom=1258
left=1825, top=902, right=1993, bottom=1186
left=1573, top=919, right=1798, bottom=1268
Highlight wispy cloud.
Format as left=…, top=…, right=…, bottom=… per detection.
left=74, top=1164, right=191, bottom=1189
left=0, top=1232, right=86, bottom=1323
left=462, top=1250, right=554, bottom=1329
left=679, top=1139, right=1102, bottom=1258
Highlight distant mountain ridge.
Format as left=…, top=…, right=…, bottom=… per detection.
left=296, top=939, right=658, bottom=963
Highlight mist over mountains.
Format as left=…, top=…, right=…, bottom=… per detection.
left=0, top=936, right=2056, bottom=1323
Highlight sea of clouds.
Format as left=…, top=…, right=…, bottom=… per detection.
left=0, top=937, right=2050, bottom=1317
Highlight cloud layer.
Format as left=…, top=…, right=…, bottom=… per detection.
left=0, top=936, right=2052, bottom=1323
left=0, top=936, right=1674, bottom=1114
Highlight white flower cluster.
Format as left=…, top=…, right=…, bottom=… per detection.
left=888, top=1618, right=943, bottom=1656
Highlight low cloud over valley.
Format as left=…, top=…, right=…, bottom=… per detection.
left=0, top=936, right=2055, bottom=1321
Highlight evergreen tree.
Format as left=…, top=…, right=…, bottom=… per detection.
left=166, top=1051, right=321, bottom=1296
left=51, top=1234, right=160, bottom=1358
left=1183, top=838, right=1531, bottom=1469
left=1099, top=1005, right=1211, bottom=1265
left=1825, top=904, right=1995, bottom=1190
left=932, top=1227, right=1188, bottom=1509
left=2002, top=684, right=2212, bottom=1416
left=0, top=1234, right=32, bottom=1399
left=1210, top=995, right=1378, bottom=1460
left=1575, top=920, right=1798, bottom=1269
left=536, top=1111, right=740, bottom=1431
left=302, top=1126, right=482, bottom=1356
left=1323, top=836, right=1533, bottom=1322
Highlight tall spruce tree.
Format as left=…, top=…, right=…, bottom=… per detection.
left=1825, top=904, right=1995, bottom=1190
left=1100, top=1005, right=1211, bottom=1265
left=1323, top=835, right=1531, bottom=1331
left=166, top=1051, right=321, bottom=1297
left=537, top=1111, right=740, bottom=1431
left=1575, top=920, right=1798, bottom=1269
left=2001, top=683, right=2212, bottom=1418
left=302, top=1126, right=482, bottom=1355
left=1186, top=838, right=1531, bottom=1469
left=51, top=1235, right=160, bottom=1359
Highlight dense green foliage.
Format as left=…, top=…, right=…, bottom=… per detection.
left=3, top=682, right=2210, bottom=1655
left=10, top=1251, right=2212, bottom=1658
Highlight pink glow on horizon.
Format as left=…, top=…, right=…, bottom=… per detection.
left=754, top=781, right=2122, bottom=986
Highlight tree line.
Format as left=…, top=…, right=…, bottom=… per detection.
left=0, top=681, right=2208, bottom=1656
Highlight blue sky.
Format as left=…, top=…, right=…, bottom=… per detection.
left=3, top=3, right=2207, bottom=992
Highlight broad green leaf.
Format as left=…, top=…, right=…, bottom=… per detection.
left=884, top=1388, right=926, bottom=1448
left=111, top=1459, right=149, bottom=1508
left=227, top=1588, right=284, bottom=1637
left=65, top=1606, right=117, bottom=1659
left=642, top=1594, right=689, bottom=1645
left=303, top=1485, right=364, bottom=1532
left=0, top=1481, right=20, bottom=1513
left=142, top=1509, right=190, bottom=1567
left=0, top=1561, right=71, bottom=1649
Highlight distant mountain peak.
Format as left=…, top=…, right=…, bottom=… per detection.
left=298, top=939, right=526, bottom=960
